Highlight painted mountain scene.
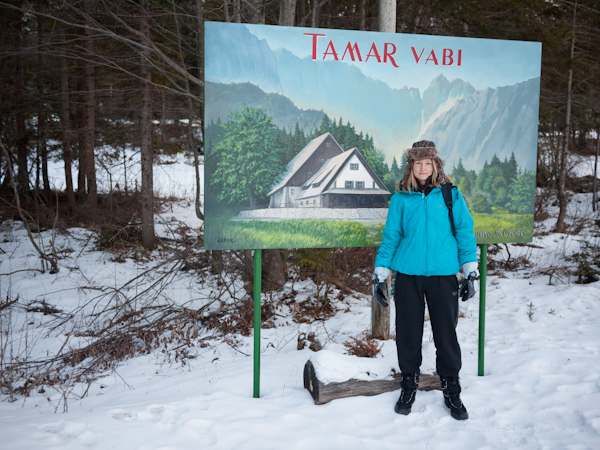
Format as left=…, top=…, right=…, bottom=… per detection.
left=204, top=22, right=542, bottom=250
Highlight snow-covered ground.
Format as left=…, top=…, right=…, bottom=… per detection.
left=1, top=154, right=600, bottom=449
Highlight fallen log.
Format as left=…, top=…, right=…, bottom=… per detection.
left=303, top=359, right=441, bottom=405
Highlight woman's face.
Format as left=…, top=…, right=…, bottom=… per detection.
left=413, top=159, right=434, bottom=183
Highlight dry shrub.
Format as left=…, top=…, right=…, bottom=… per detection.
left=344, top=336, right=382, bottom=358
left=200, top=296, right=281, bottom=336
left=203, top=298, right=253, bottom=336
left=534, top=191, right=550, bottom=224
left=282, top=295, right=338, bottom=323
left=485, top=244, right=533, bottom=275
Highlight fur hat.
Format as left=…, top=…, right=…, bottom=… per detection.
left=399, top=140, right=447, bottom=187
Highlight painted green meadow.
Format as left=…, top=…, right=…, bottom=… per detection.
left=204, top=208, right=532, bottom=250
left=204, top=219, right=385, bottom=250
left=472, top=209, right=534, bottom=245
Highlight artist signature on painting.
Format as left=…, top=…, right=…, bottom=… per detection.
left=475, top=230, right=525, bottom=238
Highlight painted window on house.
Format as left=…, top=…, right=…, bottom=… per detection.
left=356, top=181, right=365, bottom=189
left=350, top=163, right=359, bottom=170
left=345, top=181, right=354, bottom=189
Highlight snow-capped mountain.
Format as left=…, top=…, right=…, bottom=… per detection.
left=419, top=77, right=540, bottom=172
left=421, top=74, right=476, bottom=126
left=205, top=23, right=540, bottom=172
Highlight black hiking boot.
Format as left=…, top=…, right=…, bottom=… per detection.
left=440, top=375, right=469, bottom=420
left=394, top=373, right=419, bottom=415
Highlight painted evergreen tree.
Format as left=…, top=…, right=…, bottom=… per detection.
left=285, top=122, right=306, bottom=164
left=452, top=158, right=469, bottom=186
left=211, top=105, right=285, bottom=208
left=399, top=150, right=408, bottom=175
left=390, top=156, right=402, bottom=181
left=470, top=192, right=494, bottom=214
left=504, top=152, right=519, bottom=183
left=506, top=170, right=536, bottom=214
left=362, top=146, right=390, bottom=184
left=317, top=113, right=332, bottom=136
left=458, top=176, right=472, bottom=197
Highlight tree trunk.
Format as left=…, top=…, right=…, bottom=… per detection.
left=359, top=0, right=367, bottom=31
left=84, top=0, right=97, bottom=210
left=379, top=0, right=396, bottom=33
left=279, top=0, right=297, bottom=26
left=210, top=250, right=223, bottom=275
left=59, top=29, right=75, bottom=208
left=298, top=0, right=306, bottom=26
left=555, top=3, right=577, bottom=233
left=140, top=0, right=155, bottom=250
left=262, top=249, right=286, bottom=291
left=195, top=0, right=205, bottom=221
left=14, top=15, right=28, bottom=194
left=303, top=359, right=441, bottom=405
left=594, top=132, right=600, bottom=212
left=250, top=0, right=265, bottom=24
left=370, top=264, right=391, bottom=339
left=242, top=250, right=255, bottom=294
left=37, top=15, right=50, bottom=199
left=233, top=0, right=241, bottom=23
left=77, top=58, right=87, bottom=199
left=371, top=1, right=396, bottom=340
left=174, top=0, right=203, bottom=222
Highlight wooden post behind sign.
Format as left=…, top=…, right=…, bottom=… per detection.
left=371, top=248, right=390, bottom=339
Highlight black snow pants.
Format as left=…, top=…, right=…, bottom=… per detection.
left=394, top=273, right=461, bottom=377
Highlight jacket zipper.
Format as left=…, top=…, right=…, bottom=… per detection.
left=423, top=192, right=428, bottom=276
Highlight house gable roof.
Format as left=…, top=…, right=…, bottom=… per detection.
left=336, top=147, right=390, bottom=193
left=296, top=151, right=352, bottom=199
left=268, top=132, right=343, bottom=197
left=296, top=148, right=391, bottom=200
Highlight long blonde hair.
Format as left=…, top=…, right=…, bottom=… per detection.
left=399, top=159, right=451, bottom=192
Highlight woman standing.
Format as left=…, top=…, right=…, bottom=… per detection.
left=372, top=140, right=478, bottom=420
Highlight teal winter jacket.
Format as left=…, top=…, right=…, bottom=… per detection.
left=375, top=185, right=477, bottom=276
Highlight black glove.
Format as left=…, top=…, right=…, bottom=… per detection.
left=372, top=273, right=389, bottom=307
left=459, top=272, right=478, bottom=301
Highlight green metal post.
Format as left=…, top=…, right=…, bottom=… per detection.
left=478, top=244, right=487, bottom=376
left=253, top=249, right=262, bottom=398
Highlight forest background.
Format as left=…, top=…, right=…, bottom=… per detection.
left=1, top=0, right=600, bottom=401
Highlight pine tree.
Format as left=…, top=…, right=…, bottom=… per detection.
left=285, top=122, right=305, bottom=164
left=362, top=146, right=390, bottom=183
left=317, top=113, right=332, bottom=136
left=458, top=176, right=472, bottom=197
left=390, top=156, right=402, bottom=181
left=470, top=192, right=494, bottom=214
left=344, top=121, right=358, bottom=150
left=506, top=170, right=536, bottom=214
left=399, top=150, right=408, bottom=175
left=505, top=152, right=518, bottom=183
left=211, top=105, right=285, bottom=208
left=452, top=157, right=468, bottom=186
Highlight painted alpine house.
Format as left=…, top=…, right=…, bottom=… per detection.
left=268, top=133, right=391, bottom=209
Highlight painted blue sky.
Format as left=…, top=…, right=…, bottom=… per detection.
left=248, top=24, right=541, bottom=93
left=205, top=21, right=541, bottom=173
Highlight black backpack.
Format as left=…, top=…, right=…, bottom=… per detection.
left=441, top=183, right=456, bottom=236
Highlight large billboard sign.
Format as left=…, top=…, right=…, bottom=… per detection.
left=204, top=22, right=541, bottom=250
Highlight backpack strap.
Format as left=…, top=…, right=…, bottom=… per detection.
left=441, top=182, right=456, bottom=236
